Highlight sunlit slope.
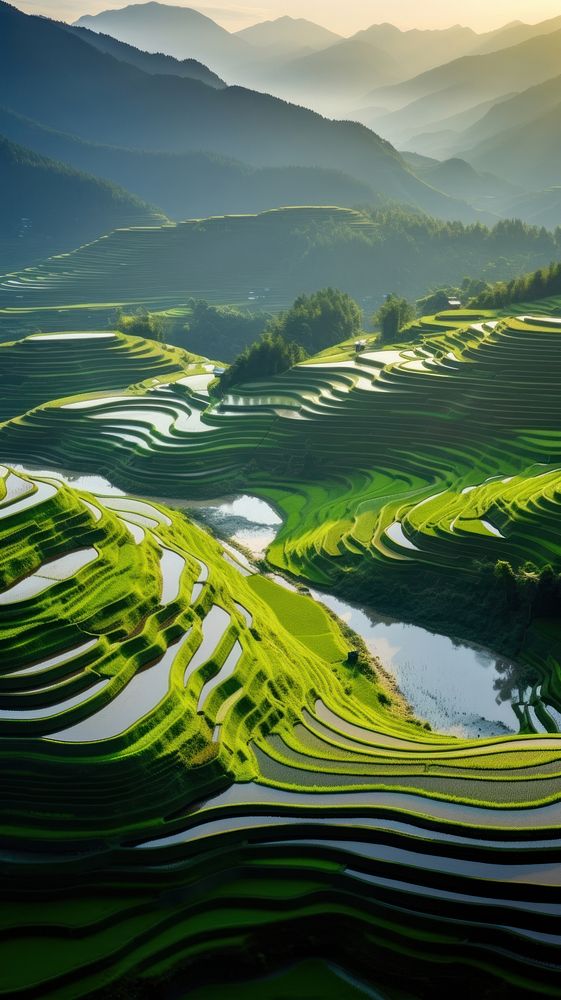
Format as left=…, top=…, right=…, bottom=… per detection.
left=1, top=312, right=560, bottom=726
left=2, top=467, right=561, bottom=998
left=0, top=329, right=193, bottom=422
left=5, top=313, right=560, bottom=575
left=0, top=466, right=366, bottom=825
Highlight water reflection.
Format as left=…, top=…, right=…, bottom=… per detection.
left=312, top=593, right=517, bottom=738
left=186, top=493, right=281, bottom=560
left=184, top=492, right=519, bottom=738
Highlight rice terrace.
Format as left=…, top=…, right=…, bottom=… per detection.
left=1, top=1, right=561, bottom=999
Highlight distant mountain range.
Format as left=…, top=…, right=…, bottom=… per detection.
left=72, top=4, right=561, bottom=120
left=69, top=1, right=561, bottom=212
left=0, top=1, right=479, bottom=225
left=368, top=27, right=561, bottom=148
left=68, top=24, right=226, bottom=87
left=257, top=23, right=485, bottom=114
left=1, top=0, right=560, bottom=270
left=235, top=16, right=340, bottom=61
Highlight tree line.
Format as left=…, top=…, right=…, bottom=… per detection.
left=469, top=260, right=561, bottom=309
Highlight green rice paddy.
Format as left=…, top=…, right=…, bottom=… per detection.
left=0, top=305, right=561, bottom=997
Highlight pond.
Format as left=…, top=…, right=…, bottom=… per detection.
left=311, top=593, right=516, bottom=738
left=185, top=493, right=282, bottom=560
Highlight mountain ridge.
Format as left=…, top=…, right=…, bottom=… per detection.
left=68, top=23, right=225, bottom=86
left=0, top=1, right=478, bottom=222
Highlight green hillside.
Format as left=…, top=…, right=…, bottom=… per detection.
left=0, top=329, right=194, bottom=423
left=2, top=5, right=561, bottom=996
left=0, top=134, right=167, bottom=270
left=1, top=300, right=561, bottom=996
left=1, top=206, right=558, bottom=339
left=468, top=262, right=561, bottom=318
left=2, top=308, right=560, bottom=687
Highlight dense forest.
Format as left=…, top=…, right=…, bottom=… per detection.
left=246, top=208, right=561, bottom=310
left=470, top=259, right=561, bottom=309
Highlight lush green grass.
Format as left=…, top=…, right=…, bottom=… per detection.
left=248, top=575, right=348, bottom=663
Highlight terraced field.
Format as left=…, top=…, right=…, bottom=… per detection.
left=2, top=314, right=560, bottom=638
left=1, top=306, right=561, bottom=996
left=0, top=330, right=198, bottom=423
left=2, top=466, right=561, bottom=999
left=0, top=206, right=375, bottom=338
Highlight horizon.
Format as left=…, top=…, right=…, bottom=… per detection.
left=12, top=0, right=561, bottom=36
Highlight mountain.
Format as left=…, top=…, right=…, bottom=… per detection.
left=349, top=23, right=480, bottom=78
left=458, top=73, right=561, bottom=153
left=260, top=38, right=398, bottom=114
left=0, top=2, right=476, bottom=222
left=236, top=16, right=340, bottom=60
left=464, top=100, right=561, bottom=191
left=472, top=14, right=561, bottom=55
left=74, top=1, right=249, bottom=77
left=0, top=105, right=377, bottom=219
left=0, top=134, right=166, bottom=271
left=68, top=24, right=225, bottom=87
left=400, top=94, right=517, bottom=159
left=369, top=29, right=561, bottom=147
left=403, top=148, right=561, bottom=228
left=402, top=153, right=518, bottom=207
left=258, top=23, right=481, bottom=115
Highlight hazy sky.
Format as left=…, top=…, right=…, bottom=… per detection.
left=16, top=0, right=561, bottom=34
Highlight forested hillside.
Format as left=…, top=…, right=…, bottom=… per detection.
left=1, top=206, right=558, bottom=339
left=0, top=135, right=167, bottom=270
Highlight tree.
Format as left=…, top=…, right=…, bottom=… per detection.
left=114, top=307, right=165, bottom=343
left=374, top=294, right=415, bottom=344
left=269, top=288, right=362, bottom=355
left=218, top=332, right=308, bottom=394
left=181, top=299, right=271, bottom=362
left=471, top=260, right=561, bottom=310
left=416, top=288, right=454, bottom=315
